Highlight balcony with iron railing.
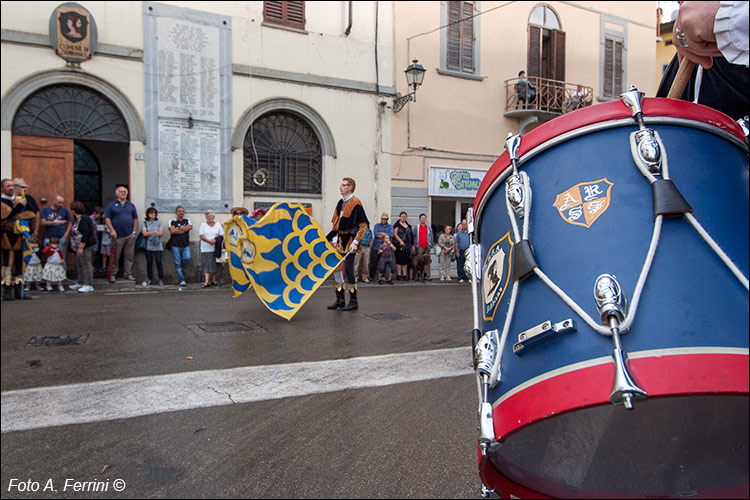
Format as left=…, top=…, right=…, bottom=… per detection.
left=503, top=76, right=594, bottom=132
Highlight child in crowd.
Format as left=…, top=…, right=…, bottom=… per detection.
left=23, top=237, right=44, bottom=291
left=99, top=217, right=112, bottom=273
left=41, top=236, right=66, bottom=291
left=377, top=234, right=397, bottom=285
left=91, top=206, right=105, bottom=271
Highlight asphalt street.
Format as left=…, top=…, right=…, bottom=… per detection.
left=1, top=279, right=481, bottom=498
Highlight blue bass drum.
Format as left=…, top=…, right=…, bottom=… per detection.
left=472, top=98, right=749, bottom=499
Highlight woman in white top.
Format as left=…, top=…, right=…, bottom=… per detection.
left=199, top=210, right=223, bottom=287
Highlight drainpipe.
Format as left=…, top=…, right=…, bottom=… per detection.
left=345, top=0, right=352, bottom=36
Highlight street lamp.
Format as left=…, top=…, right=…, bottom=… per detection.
left=393, top=59, right=426, bottom=113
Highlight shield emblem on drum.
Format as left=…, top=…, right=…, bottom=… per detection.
left=482, top=232, right=514, bottom=321
left=553, top=178, right=615, bottom=228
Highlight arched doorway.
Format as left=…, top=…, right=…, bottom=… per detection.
left=11, top=84, right=130, bottom=215
left=73, top=143, right=102, bottom=214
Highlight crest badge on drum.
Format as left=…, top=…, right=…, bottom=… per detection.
left=553, top=178, right=615, bottom=228
left=482, top=232, right=514, bottom=321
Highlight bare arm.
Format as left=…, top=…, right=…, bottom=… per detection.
left=105, top=217, right=118, bottom=240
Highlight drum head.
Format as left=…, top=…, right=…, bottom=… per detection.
left=487, top=395, right=749, bottom=498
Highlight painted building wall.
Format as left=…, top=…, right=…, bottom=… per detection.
left=390, top=1, right=657, bottom=229
left=1, top=1, right=394, bottom=240
left=656, top=19, right=676, bottom=90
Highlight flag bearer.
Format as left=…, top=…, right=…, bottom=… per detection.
left=327, top=177, right=369, bottom=311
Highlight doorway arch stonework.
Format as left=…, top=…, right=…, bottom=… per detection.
left=1, top=69, right=145, bottom=142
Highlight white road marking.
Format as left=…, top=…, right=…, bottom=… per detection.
left=1, top=347, right=473, bottom=433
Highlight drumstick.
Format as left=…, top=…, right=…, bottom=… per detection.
left=667, top=59, right=696, bottom=99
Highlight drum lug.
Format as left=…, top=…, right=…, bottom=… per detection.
left=504, top=132, right=522, bottom=165
left=504, top=133, right=527, bottom=217
left=594, top=274, right=626, bottom=324
left=465, top=244, right=481, bottom=280
left=506, top=173, right=526, bottom=219
left=610, top=346, right=647, bottom=409
left=634, top=129, right=662, bottom=174
left=512, top=318, right=576, bottom=355
left=479, top=402, right=495, bottom=445
left=474, top=329, right=499, bottom=444
left=594, top=274, right=647, bottom=409
left=474, top=329, right=499, bottom=378
left=620, top=86, right=646, bottom=127
left=621, top=86, right=663, bottom=175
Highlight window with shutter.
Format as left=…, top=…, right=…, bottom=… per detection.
left=460, top=1, right=475, bottom=73
left=443, top=1, right=478, bottom=76
left=264, top=1, right=305, bottom=31
left=603, top=36, right=623, bottom=98
left=528, top=25, right=541, bottom=78
left=527, top=5, right=564, bottom=79
left=553, top=30, right=565, bottom=82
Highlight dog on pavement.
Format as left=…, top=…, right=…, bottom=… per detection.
left=409, top=252, right=431, bottom=281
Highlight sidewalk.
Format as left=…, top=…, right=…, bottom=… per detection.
left=18, top=274, right=470, bottom=296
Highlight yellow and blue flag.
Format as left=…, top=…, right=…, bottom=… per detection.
left=224, top=202, right=343, bottom=320
left=14, top=219, right=32, bottom=272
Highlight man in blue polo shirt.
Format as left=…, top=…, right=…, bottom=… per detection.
left=104, top=185, right=138, bottom=282
left=40, top=195, right=72, bottom=261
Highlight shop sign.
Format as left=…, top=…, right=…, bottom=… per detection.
left=49, top=3, right=98, bottom=63
left=429, top=166, right=486, bottom=198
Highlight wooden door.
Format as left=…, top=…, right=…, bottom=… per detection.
left=11, top=135, right=74, bottom=208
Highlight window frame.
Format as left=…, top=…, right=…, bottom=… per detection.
left=599, top=16, right=628, bottom=101
left=439, top=0, right=482, bottom=80
left=527, top=4, right=565, bottom=81
left=243, top=111, right=323, bottom=196
left=263, top=1, right=306, bottom=32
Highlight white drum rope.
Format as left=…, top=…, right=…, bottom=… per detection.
left=684, top=213, right=749, bottom=290
left=533, top=267, right=611, bottom=335
left=619, top=216, right=663, bottom=332
left=487, top=182, right=525, bottom=387
left=631, top=130, right=748, bottom=290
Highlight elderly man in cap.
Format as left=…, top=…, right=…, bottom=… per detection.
left=13, top=178, right=40, bottom=239
left=369, top=211, right=394, bottom=282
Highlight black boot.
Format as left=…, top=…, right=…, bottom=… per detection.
left=327, top=288, right=346, bottom=309
left=342, top=289, right=358, bottom=311
left=2, top=285, right=14, bottom=301
left=14, top=283, right=31, bottom=300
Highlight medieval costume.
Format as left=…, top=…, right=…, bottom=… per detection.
left=1, top=194, right=36, bottom=300
left=327, top=194, right=369, bottom=311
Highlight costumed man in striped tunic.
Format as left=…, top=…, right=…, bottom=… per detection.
left=327, top=177, right=369, bottom=311
left=1, top=178, right=36, bottom=301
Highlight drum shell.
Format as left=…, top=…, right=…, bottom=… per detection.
left=475, top=101, right=749, bottom=498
